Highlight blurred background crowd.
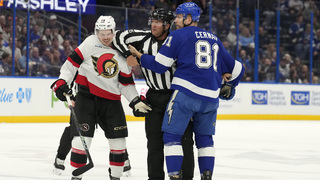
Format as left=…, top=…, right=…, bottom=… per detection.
left=0, top=0, right=320, bottom=84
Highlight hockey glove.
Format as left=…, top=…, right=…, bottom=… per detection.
left=51, top=79, right=73, bottom=101
left=129, top=95, right=152, bottom=117
left=219, top=83, right=235, bottom=100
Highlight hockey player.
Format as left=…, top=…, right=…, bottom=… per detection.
left=113, top=8, right=195, bottom=180
left=51, top=15, right=151, bottom=180
left=52, top=85, right=132, bottom=177
left=128, top=2, right=245, bottom=180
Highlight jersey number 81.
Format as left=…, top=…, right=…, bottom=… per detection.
left=195, top=40, right=218, bottom=72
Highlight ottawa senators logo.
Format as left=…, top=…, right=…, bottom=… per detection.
left=92, top=53, right=119, bottom=78
left=80, top=123, right=90, bottom=132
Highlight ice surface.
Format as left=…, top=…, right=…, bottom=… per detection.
left=1, top=120, right=320, bottom=180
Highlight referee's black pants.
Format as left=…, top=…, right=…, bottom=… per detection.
left=145, top=89, right=195, bottom=180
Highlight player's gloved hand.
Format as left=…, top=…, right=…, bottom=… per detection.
left=51, top=79, right=73, bottom=101
left=129, top=95, right=152, bottom=117
left=219, top=83, right=235, bottom=100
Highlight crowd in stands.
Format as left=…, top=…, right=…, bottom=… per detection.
left=1, top=0, right=320, bottom=84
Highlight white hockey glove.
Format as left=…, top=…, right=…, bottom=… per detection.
left=129, top=96, right=152, bottom=117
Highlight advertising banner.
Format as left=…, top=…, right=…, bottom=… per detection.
left=1, top=78, right=320, bottom=122
left=2, top=0, right=96, bottom=14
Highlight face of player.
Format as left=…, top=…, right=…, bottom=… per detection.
left=97, top=29, right=114, bottom=46
left=174, top=14, right=184, bottom=30
left=151, top=19, right=166, bottom=37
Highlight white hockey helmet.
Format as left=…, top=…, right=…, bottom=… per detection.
left=95, top=15, right=116, bottom=34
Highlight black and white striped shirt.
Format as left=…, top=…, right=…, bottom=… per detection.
left=113, top=29, right=175, bottom=90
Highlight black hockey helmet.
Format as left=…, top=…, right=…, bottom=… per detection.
left=149, top=8, right=175, bottom=26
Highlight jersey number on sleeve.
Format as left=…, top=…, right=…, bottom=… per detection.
left=195, top=40, right=219, bottom=72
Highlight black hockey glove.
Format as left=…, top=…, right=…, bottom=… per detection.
left=129, top=95, right=152, bottom=117
left=51, top=79, right=73, bottom=101
left=219, top=83, right=235, bottom=100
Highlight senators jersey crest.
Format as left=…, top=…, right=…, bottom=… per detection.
left=92, top=53, right=119, bottom=78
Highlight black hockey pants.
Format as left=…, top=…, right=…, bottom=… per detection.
left=145, top=89, right=195, bottom=180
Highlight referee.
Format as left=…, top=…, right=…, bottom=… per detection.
left=113, top=8, right=195, bottom=180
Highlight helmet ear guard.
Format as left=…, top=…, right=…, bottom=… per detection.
left=95, top=16, right=116, bottom=34
left=176, top=2, right=201, bottom=22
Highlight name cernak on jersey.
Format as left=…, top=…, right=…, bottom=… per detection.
left=92, top=53, right=119, bottom=78
left=195, top=31, right=217, bottom=41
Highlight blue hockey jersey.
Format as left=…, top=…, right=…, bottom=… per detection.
left=140, top=26, right=244, bottom=102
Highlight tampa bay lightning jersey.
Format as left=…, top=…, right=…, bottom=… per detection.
left=140, top=26, right=244, bottom=102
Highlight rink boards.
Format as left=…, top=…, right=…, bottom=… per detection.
left=1, top=77, right=320, bottom=122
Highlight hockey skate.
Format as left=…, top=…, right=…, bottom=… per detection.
left=108, top=168, right=120, bottom=180
left=122, top=159, right=131, bottom=177
left=52, top=157, right=65, bottom=175
left=201, top=170, right=212, bottom=180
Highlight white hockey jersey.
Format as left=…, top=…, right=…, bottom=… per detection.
left=59, top=35, right=138, bottom=102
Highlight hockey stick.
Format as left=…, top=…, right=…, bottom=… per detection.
left=65, top=95, right=94, bottom=176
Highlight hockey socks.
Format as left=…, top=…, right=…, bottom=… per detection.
left=195, top=133, right=215, bottom=174
left=163, top=132, right=184, bottom=177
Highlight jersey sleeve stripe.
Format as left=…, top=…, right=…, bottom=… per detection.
left=155, top=53, right=175, bottom=67
left=119, top=71, right=135, bottom=86
left=67, top=48, right=84, bottom=68
left=230, top=61, right=243, bottom=80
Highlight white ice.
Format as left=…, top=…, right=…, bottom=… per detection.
left=1, top=120, right=320, bottom=180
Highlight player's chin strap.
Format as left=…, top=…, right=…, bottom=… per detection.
left=183, top=19, right=193, bottom=27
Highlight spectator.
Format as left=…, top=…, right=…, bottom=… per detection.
left=312, top=74, right=319, bottom=84
left=47, top=49, right=62, bottom=77
left=239, top=49, right=253, bottom=81
left=279, top=59, right=290, bottom=82
left=2, top=24, right=12, bottom=43
left=29, top=47, right=47, bottom=76
left=51, top=26, right=64, bottom=45
left=154, top=0, right=171, bottom=10
left=260, top=57, right=276, bottom=82
left=51, top=37, right=64, bottom=55
left=239, top=26, right=254, bottom=53
left=29, top=11, right=43, bottom=28
left=0, top=51, right=10, bottom=76
left=303, top=0, right=319, bottom=20
left=0, top=15, right=5, bottom=33
left=4, top=37, right=22, bottom=62
left=45, top=14, right=62, bottom=31
left=18, top=26, right=27, bottom=49
left=215, top=18, right=229, bottom=40
left=295, top=23, right=314, bottom=60
left=41, top=47, right=53, bottom=64
left=18, top=46, right=28, bottom=73
left=289, top=15, right=305, bottom=44
left=0, top=31, right=5, bottom=50
left=42, top=27, right=52, bottom=46
left=65, top=26, right=78, bottom=44
left=299, top=64, right=310, bottom=83
left=288, top=0, right=303, bottom=14
left=140, top=0, right=155, bottom=10
left=313, top=29, right=320, bottom=69
left=30, top=24, right=41, bottom=46
left=258, top=27, right=270, bottom=55
left=288, top=63, right=302, bottom=83
left=226, top=25, right=237, bottom=56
